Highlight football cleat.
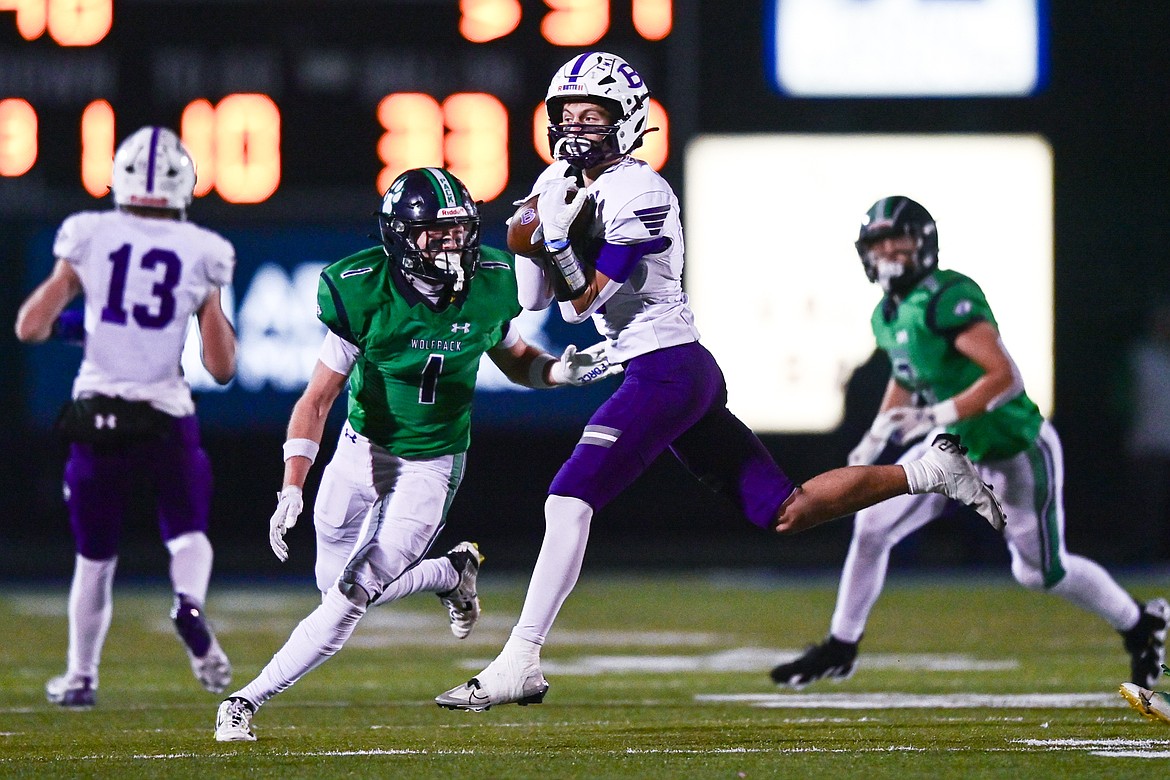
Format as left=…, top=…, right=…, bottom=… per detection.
left=437, top=541, right=484, bottom=640
left=918, top=434, right=1006, bottom=531
left=1122, top=598, right=1170, bottom=689
left=45, top=674, right=96, bottom=709
left=770, top=636, right=859, bottom=690
left=435, top=653, right=549, bottom=711
left=1120, top=678, right=1170, bottom=725
left=214, top=696, right=257, bottom=742
left=171, top=593, right=232, bottom=693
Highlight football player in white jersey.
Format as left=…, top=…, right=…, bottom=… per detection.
left=15, top=126, right=237, bottom=708
left=435, top=52, right=1006, bottom=711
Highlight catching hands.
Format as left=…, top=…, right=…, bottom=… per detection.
left=269, top=484, right=304, bottom=562
left=549, top=342, right=623, bottom=386
left=538, top=177, right=589, bottom=246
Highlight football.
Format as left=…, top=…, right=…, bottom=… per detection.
left=506, top=192, right=597, bottom=259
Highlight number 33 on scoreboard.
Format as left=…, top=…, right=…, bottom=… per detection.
left=376, top=92, right=669, bottom=203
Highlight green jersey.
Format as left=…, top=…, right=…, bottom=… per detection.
left=317, top=245, right=521, bottom=458
left=871, top=268, right=1042, bottom=461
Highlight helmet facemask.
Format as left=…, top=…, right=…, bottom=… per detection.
left=858, top=233, right=929, bottom=294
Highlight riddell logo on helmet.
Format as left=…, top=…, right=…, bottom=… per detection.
left=436, top=207, right=468, bottom=218
left=558, top=84, right=587, bottom=93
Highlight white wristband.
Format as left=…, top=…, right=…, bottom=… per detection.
left=283, top=438, right=320, bottom=463
left=930, top=398, right=960, bottom=426
left=527, top=354, right=556, bottom=389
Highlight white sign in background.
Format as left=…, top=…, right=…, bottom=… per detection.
left=684, top=134, right=1053, bottom=433
left=772, top=0, right=1043, bottom=96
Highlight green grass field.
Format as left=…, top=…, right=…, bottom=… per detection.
left=2, top=571, right=1169, bottom=778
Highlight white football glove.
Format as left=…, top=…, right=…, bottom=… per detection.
left=847, top=411, right=901, bottom=466
left=549, top=343, right=623, bottom=386
left=537, top=177, right=589, bottom=245
left=269, top=484, right=304, bottom=562
left=884, top=400, right=959, bottom=446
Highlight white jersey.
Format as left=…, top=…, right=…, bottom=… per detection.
left=532, top=158, right=700, bottom=363
left=54, top=210, right=235, bottom=416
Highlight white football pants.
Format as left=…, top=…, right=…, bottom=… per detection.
left=830, top=420, right=1139, bottom=642
left=312, top=423, right=465, bottom=602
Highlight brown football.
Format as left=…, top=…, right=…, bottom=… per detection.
left=507, top=194, right=544, bottom=258
left=506, top=192, right=597, bottom=260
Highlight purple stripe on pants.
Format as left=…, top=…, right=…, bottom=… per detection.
left=63, top=415, right=213, bottom=559
left=549, top=341, right=795, bottom=528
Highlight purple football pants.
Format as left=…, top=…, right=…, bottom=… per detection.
left=549, top=341, right=795, bottom=529
left=63, top=415, right=213, bottom=559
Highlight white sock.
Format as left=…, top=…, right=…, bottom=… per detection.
left=901, top=458, right=940, bottom=495
left=166, top=531, right=213, bottom=605
left=509, top=495, right=593, bottom=647
left=829, top=538, right=893, bottom=644
left=371, top=558, right=456, bottom=607
left=233, top=586, right=366, bottom=708
left=67, top=555, right=117, bottom=681
left=1049, top=555, right=1141, bottom=631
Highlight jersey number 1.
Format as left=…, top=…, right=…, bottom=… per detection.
left=419, top=353, right=443, bottom=405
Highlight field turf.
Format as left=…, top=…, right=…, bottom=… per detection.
left=2, top=571, right=1168, bottom=778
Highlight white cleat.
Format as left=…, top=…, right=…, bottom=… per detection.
left=191, top=638, right=233, bottom=694
left=435, top=653, right=549, bottom=711
left=44, top=673, right=96, bottom=708
left=214, top=697, right=257, bottom=741
left=919, top=434, right=1006, bottom=531
left=437, top=541, right=484, bottom=640
left=1120, top=682, right=1170, bottom=725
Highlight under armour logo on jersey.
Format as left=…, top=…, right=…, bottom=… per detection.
left=94, top=414, right=117, bottom=430
left=633, top=204, right=671, bottom=236
left=451, top=322, right=472, bottom=334
left=344, top=428, right=357, bottom=443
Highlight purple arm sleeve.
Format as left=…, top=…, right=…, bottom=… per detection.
left=593, top=237, right=671, bottom=283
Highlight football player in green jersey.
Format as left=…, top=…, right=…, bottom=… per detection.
left=771, top=195, right=1169, bottom=693
left=213, top=167, right=619, bottom=742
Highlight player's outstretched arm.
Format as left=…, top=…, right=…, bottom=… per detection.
left=15, top=259, right=82, bottom=343
left=488, top=333, right=620, bottom=389
left=196, top=288, right=237, bottom=384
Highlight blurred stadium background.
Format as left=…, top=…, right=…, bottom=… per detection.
left=2, top=1, right=1168, bottom=582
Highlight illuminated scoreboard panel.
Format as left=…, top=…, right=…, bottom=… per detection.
left=0, top=0, right=677, bottom=209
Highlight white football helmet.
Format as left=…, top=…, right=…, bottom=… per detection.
left=545, top=52, right=651, bottom=169
left=111, top=126, right=197, bottom=213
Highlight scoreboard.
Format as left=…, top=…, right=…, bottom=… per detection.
left=0, top=0, right=686, bottom=219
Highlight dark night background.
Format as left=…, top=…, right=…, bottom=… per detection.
left=2, top=1, right=1167, bottom=582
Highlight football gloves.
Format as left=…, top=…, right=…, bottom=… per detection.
left=269, top=484, right=304, bottom=562
left=848, top=401, right=960, bottom=466
left=538, top=176, right=589, bottom=245
left=549, top=343, right=623, bottom=386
